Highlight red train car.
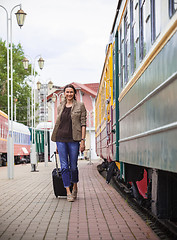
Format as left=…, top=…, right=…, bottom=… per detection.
left=12, top=121, right=31, bottom=164
left=0, top=110, right=30, bottom=166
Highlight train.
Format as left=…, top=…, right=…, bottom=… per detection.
left=95, top=0, right=177, bottom=220
left=0, top=110, right=30, bottom=165
left=0, top=109, right=51, bottom=166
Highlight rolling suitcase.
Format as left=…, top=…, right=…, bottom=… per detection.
left=52, top=152, right=73, bottom=197
left=52, top=151, right=67, bottom=197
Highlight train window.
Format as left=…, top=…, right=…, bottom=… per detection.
left=130, top=0, right=135, bottom=74
left=150, top=0, right=162, bottom=45
left=119, top=26, right=123, bottom=90
left=1, top=127, right=3, bottom=138
left=169, top=0, right=177, bottom=17
left=139, top=0, right=145, bottom=60
left=16, top=132, right=18, bottom=143
left=151, top=0, right=156, bottom=43
left=155, top=0, right=161, bottom=37
left=134, top=1, right=139, bottom=69
left=144, top=1, right=151, bottom=54
left=14, top=132, right=16, bottom=143
left=4, top=127, right=7, bottom=139
left=124, top=11, right=128, bottom=85
left=113, top=46, right=115, bottom=102
left=101, top=84, right=105, bottom=118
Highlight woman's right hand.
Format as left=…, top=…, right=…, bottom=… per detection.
left=80, top=140, right=85, bottom=152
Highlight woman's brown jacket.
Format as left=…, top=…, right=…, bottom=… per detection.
left=51, top=99, right=87, bottom=142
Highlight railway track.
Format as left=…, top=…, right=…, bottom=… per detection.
left=98, top=166, right=177, bottom=240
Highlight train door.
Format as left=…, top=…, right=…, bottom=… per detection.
left=115, top=31, right=122, bottom=174
left=111, top=43, right=116, bottom=161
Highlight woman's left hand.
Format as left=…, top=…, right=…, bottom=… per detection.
left=80, top=140, right=85, bottom=152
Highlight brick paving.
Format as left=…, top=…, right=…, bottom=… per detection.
left=0, top=160, right=159, bottom=240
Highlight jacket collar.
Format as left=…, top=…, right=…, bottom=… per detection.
left=60, top=99, right=77, bottom=110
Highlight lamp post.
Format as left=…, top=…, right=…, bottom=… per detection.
left=0, top=4, right=26, bottom=179
left=23, top=56, right=44, bottom=172
left=37, top=80, right=53, bottom=166
left=14, top=98, right=18, bottom=122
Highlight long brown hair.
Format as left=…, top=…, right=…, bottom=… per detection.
left=63, top=84, right=77, bottom=100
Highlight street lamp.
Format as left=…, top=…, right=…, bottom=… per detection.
left=23, top=56, right=44, bottom=172
left=0, top=4, right=26, bottom=179
left=52, top=93, right=59, bottom=107
left=37, top=80, right=53, bottom=166
left=38, top=57, right=45, bottom=70
left=15, top=8, right=26, bottom=28
left=52, top=92, right=64, bottom=107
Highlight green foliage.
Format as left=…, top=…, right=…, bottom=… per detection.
left=0, top=38, right=32, bottom=125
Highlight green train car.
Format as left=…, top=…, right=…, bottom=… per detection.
left=29, top=128, right=50, bottom=162
left=96, top=0, right=177, bottom=220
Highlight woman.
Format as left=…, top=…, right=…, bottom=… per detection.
left=51, top=84, right=87, bottom=202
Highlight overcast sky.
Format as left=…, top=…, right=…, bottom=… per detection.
left=0, top=0, right=117, bottom=87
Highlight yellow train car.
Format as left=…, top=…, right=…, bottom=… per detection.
left=95, top=41, right=114, bottom=162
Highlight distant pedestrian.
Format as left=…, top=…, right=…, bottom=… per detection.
left=51, top=84, right=87, bottom=202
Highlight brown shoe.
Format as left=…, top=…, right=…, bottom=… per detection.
left=67, top=194, right=74, bottom=202
left=72, top=190, right=77, bottom=199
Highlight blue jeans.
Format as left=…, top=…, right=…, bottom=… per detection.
left=56, top=142, right=79, bottom=188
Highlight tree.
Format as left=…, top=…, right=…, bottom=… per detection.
left=0, top=38, right=33, bottom=125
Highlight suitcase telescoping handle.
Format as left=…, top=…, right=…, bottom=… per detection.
left=54, top=151, right=59, bottom=176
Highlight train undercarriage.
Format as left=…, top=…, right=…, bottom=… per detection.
left=99, top=160, right=177, bottom=221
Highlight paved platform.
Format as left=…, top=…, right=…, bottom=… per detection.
left=0, top=159, right=159, bottom=240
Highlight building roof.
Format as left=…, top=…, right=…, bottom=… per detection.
left=71, top=82, right=98, bottom=97
left=84, top=83, right=99, bottom=92
left=47, top=82, right=99, bottom=101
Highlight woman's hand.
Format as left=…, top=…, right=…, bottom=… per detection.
left=80, top=140, right=85, bottom=152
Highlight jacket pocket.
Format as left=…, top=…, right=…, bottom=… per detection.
left=73, top=109, right=81, bottom=115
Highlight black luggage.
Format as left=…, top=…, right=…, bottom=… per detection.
left=52, top=152, right=73, bottom=197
